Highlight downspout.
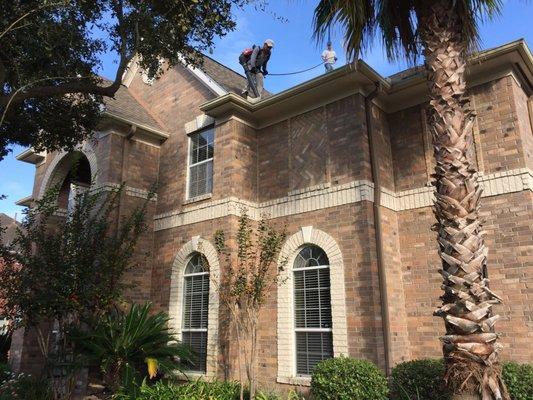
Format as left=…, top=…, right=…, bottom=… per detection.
left=364, top=82, right=393, bottom=374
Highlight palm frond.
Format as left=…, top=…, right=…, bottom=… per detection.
left=313, top=0, right=376, bottom=61
left=312, top=0, right=505, bottom=62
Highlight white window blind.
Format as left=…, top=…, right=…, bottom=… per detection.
left=293, top=245, right=333, bottom=375
left=188, top=129, right=214, bottom=198
left=67, top=183, right=89, bottom=216
left=182, top=253, right=210, bottom=372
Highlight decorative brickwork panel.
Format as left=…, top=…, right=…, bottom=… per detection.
left=289, top=108, right=328, bottom=191
left=326, top=95, right=371, bottom=186
left=389, top=104, right=432, bottom=191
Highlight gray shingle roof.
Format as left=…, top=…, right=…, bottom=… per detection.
left=200, top=55, right=248, bottom=94
left=104, top=85, right=164, bottom=130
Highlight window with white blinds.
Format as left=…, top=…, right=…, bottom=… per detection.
left=293, top=245, right=333, bottom=375
left=188, top=128, right=214, bottom=199
left=182, top=253, right=210, bottom=372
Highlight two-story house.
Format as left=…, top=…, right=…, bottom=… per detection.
left=14, top=39, right=533, bottom=388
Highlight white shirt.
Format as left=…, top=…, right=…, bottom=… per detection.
left=322, top=49, right=336, bottom=64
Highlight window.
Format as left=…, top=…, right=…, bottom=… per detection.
left=293, top=245, right=333, bottom=375
left=188, top=129, right=214, bottom=198
left=67, top=183, right=89, bottom=216
left=182, top=253, right=210, bottom=372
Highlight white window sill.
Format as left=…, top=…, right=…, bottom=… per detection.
left=277, top=376, right=311, bottom=387
left=184, top=193, right=212, bottom=205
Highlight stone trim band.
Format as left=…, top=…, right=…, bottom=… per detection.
left=154, top=168, right=532, bottom=231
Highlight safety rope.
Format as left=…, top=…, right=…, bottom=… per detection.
left=268, top=61, right=325, bottom=76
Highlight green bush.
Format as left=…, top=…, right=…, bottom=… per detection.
left=502, top=362, right=533, bottom=400
left=390, top=359, right=450, bottom=400
left=255, top=390, right=305, bottom=400
left=0, top=364, right=9, bottom=385
left=113, top=379, right=241, bottom=400
left=0, top=373, right=52, bottom=400
left=310, top=357, right=388, bottom=400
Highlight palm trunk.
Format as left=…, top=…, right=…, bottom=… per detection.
left=416, top=1, right=509, bottom=400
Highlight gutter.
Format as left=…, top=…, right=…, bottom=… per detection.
left=365, top=82, right=393, bottom=374
left=103, top=111, right=169, bottom=140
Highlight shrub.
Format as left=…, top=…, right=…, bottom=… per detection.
left=0, top=373, right=52, bottom=400
left=310, top=357, right=388, bottom=400
left=113, top=379, right=241, bottom=400
left=256, top=390, right=305, bottom=400
left=390, top=359, right=450, bottom=400
left=0, top=364, right=9, bottom=385
left=502, top=362, right=533, bottom=400
left=73, top=303, right=191, bottom=396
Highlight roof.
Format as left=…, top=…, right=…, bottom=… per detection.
left=200, top=55, right=248, bottom=94
left=0, top=213, right=19, bottom=247
left=201, top=39, right=533, bottom=128
left=104, top=84, right=165, bottom=132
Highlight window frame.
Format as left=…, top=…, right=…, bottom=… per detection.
left=292, top=246, right=333, bottom=376
left=181, top=253, right=210, bottom=373
left=186, top=127, right=215, bottom=200
left=276, top=227, right=348, bottom=387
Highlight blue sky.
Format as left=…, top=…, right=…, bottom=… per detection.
left=0, top=0, right=531, bottom=219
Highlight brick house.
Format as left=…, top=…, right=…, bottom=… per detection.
left=14, top=39, right=532, bottom=388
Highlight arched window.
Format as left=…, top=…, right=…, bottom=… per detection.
left=182, top=253, right=210, bottom=372
left=294, top=245, right=333, bottom=375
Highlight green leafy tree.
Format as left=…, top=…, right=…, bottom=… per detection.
left=0, top=184, right=150, bottom=399
left=0, top=0, right=254, bottom=159
left=313, top=1, right=508, bottom=399
left=213, top=210, right=286, bottom=400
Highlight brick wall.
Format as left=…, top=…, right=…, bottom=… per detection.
left=393, top=75, right=533, bottom=363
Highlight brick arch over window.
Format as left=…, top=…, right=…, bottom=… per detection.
left=38, top=141, right=98, bottom=199
left=169, top=236, right=220, bottom=379
left=277, top=226, right=348, bottom=385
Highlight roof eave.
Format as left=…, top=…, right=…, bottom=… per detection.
left=15, top=148, right=45, bottom=164
left=383, top=39, right=533, bottom=112
left=103, top=111, right=169, bottom=142
left=15, top=196, right=33, bottom=207
left=200, top=61, right=388, bottom=129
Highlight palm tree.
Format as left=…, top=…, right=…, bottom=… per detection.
left=312, top=1, right=508, bottom=400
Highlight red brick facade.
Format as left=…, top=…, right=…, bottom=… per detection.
left=14, top=41, right=533, bottom=387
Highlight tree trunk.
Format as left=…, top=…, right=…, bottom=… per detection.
left=417, top=1, right=509, bottom=400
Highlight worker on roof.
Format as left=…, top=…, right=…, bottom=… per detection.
left=239, top=39, right=274, bottom=101
left=322, top=41, right=337, bottom=73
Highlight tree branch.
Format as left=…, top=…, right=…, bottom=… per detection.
left=0, top=76, right=118, bottom=128
left=0, top=1, right=69, bottom=41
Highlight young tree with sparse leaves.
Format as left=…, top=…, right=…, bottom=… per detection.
left=0, top=0, right=257, bottom=159
left=0, top=183, right=150, bottom=399
left=213, top=210, right=286, bottom=400
left=313, top=1, right=509, bottom=399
